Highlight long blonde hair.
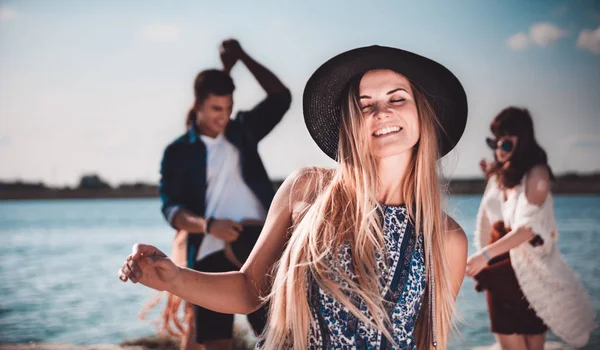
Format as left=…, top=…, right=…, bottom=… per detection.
left=262, top=75, right=455, bottom=350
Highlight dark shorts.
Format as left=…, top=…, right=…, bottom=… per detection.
left=475, top=221, right=548, bottom=335
left=192, top=251, right=268, bottom=343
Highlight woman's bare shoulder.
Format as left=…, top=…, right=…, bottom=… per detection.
left=443, top=214, right=468, bottom=295
left=525, top=165, right=551, bottom=206
left=444, top=215, right=468, bottom=249
left=283, top=167, right=334, bottom=222
left=287, top=167, right=334, bottom=200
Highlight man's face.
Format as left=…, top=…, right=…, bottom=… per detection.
left=195, top=93, right=234, bottom=137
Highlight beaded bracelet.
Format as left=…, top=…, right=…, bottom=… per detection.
left=481, top=249, right=492, bottom=262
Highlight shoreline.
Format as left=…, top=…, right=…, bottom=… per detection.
left=2, top=176, right=600, bottom=201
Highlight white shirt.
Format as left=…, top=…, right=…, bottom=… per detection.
left=474, top=175, right=596, bottom=347
left=474, top=176, right=504, bottom=250
left=196, top=133, right=266, bottom=261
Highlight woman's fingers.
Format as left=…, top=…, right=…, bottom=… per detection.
left=131, top=243, right=167, bottom=260
left=120, top=244, right=167, bottom=283
left=131, top=243, right=150, bottom=260
left=120, top=261, right=135, bottom=283
left=118, top=268, right=128, bottom=282
left=127, top=258, right=143, bottom=282
left=465, top=264, right=474, bottom=277
left=466, top=264, right=482, bottom=278
left=118, top=257, right=142, bottom=283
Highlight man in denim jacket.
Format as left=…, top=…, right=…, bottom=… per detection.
left=159, top=39, right=291, bottom=350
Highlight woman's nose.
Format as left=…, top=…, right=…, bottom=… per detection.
left=373, top=103, right=391, bottom=120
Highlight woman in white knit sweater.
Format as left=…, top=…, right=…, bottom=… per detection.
left=466, top=107, right=596, bottom=350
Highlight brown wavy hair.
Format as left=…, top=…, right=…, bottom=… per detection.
left=185, top=69, right=235, bottom=129
left=489, top=107, right=554, bottom=188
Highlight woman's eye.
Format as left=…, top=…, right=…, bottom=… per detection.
left=390, top=98, right=406, bottom=103
left=360, top=105, right=372, bottom=111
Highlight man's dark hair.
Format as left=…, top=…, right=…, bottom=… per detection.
left=186, top=69, right=235, bottom=128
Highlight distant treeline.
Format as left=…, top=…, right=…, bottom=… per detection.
left=1, top=172, right=600, bottom=200
left=0, top=174, right=158, bottom=200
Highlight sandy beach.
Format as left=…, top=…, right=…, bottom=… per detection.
left=0, top=341, right=577, bottom=350
left=0, top=345, right=143, bottom=350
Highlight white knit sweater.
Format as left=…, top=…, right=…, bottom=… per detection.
left=474, top=176, right=597, bottom=347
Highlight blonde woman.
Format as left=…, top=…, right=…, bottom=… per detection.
left=119, top=46, right=469, bottom=349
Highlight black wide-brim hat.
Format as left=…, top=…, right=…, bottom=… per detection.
left=303, top=45, right=468, bottom=160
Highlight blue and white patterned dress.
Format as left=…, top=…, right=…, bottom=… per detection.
left=307, top=205, right=427, bottom=350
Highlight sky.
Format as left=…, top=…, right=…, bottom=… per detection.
left=1, top=0, right=599, bottom=186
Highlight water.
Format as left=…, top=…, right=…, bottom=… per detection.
left=0, top=196, right=598, bottom=349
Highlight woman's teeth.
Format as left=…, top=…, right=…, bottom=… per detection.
left=373, top=126, right=402, bottom=136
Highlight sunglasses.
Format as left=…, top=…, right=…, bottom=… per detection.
left=486, top=137, right=514, bottom=152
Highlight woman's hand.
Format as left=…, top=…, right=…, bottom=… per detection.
left=118, top=243, right=181, bottom=292
left=479, top=158, right=495, bottom=176
left=465, top=251, right=488, bottom=277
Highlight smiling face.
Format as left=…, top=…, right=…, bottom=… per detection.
left=358, top=69, right=420, bottom=159
left=194, top=93, right=234, bottom=138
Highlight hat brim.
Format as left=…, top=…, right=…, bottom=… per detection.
left=303, top=45, right=468, bottom=160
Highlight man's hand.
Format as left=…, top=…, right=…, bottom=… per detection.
left=208, top=219, right=243, bottom=242
left=219, top=39, right=244, bottom=73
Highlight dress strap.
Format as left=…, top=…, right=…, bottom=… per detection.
left=428, top=239, right=437, bottom=347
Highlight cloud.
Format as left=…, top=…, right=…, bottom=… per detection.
left=507, top=22, right=567, bottom=51
left=576, top=26, right=600, bottom=54
left=529, top=22, right=567, bottom=46
left=0, top=6, right=17, bottom=21
left=507, top=33, right=529, bottom=50
left=139, top=24, right=180, bottom=42
left=564, top=134, right=600, bottom=149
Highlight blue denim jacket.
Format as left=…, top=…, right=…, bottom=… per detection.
left=159, top=91, right=291, bottom=267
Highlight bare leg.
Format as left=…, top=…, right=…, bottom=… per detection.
left=495, top=334, right=527, bottom=350
left=181, top=316, right=205, bottom=350
left=204, top=339, right=233, bottom=350
left=524, top=332, right=546, bottom=350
